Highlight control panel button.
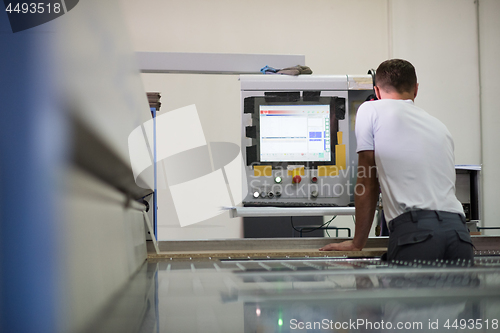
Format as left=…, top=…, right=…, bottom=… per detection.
left=260, top=191, right=267, bottom=198
left=253, top=191, right=260, bottom=198
left=292, top=175, right=302, bottom=184
left=274, top=176, right=282, bottom=184
left=311, top=176, right=318, bottom=183
left=275, top=191, right=282, bottom=197
left=267, top=191, right=274, bottom=198
left=311, top=190, right=319, bottom=198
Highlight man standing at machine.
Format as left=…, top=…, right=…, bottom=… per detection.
left=320, top=59, right=474, bottom=263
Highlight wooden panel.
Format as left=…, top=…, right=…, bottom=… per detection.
left=148, top=248, right=387, bottom=260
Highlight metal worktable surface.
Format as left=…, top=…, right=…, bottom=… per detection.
left=86, top=238, right=500, bottom=333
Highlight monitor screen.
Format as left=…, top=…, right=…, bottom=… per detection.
left=259, top=104, right=331, bottom=162
left=243, top=95, right=343, bottom=167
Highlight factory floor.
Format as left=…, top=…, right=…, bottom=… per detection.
left=85, top=253, right=500, bottom=333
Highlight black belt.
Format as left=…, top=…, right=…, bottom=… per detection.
left=388, top=210, right=466, bottom=232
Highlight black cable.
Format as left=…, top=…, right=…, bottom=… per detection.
left=290, top=216, right=337, bottom=234
left=141, top=192, right=154, bottom=200
left=138, top=192, right=154, bottom=212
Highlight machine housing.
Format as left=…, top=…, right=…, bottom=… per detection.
left=240, top=75, right=374, bottom=207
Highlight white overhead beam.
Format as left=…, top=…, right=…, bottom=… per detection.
left=136, top=52, right=305, bottom=74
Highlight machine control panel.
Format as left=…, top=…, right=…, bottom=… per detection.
left=240, top=75, right=373, bottom=207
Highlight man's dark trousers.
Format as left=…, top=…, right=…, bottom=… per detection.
left=387, top=210, right=474, bottom=263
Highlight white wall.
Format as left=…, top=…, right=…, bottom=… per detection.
left=479, top=0, right=500, bottom=235
left=121, top=0, right=500, bottom=239
left=391, top=0, right=481, bottom=165
left=142, top=74, right=244, bottom=240
left=122, top=0, right=389, bottom=74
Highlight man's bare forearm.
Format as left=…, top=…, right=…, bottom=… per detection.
left=318, top=150, right=378, bottom=252
left=352, top=173, right=379, bottom=249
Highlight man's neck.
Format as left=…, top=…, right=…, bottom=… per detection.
left=375, top=84, right=418, bottom=101
left=380, top=91, right=415, bottom=101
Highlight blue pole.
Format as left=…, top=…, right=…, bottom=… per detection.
left=0, top=14, right=63, bottom=333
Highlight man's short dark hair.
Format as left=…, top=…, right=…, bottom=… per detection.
left=375, top=59, right=417, bottom=94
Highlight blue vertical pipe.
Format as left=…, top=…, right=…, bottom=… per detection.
left=0, top=13, right=64, bottom=333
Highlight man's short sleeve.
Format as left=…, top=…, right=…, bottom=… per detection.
left=355, top=102, right=375, bottom=152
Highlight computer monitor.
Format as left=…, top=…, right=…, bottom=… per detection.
left=259, top=104, right=331, bottom=162
left=244, top=95, right=343, bottom=168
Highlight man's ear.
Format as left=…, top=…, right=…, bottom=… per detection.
left=374, top=86, right=382, bottom=100
left=414, top=83, right=419, bottom=99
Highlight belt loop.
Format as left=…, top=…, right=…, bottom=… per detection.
left=435, top=211, right=443, bottom=221
left=410, top=210, right=418, bottom=222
